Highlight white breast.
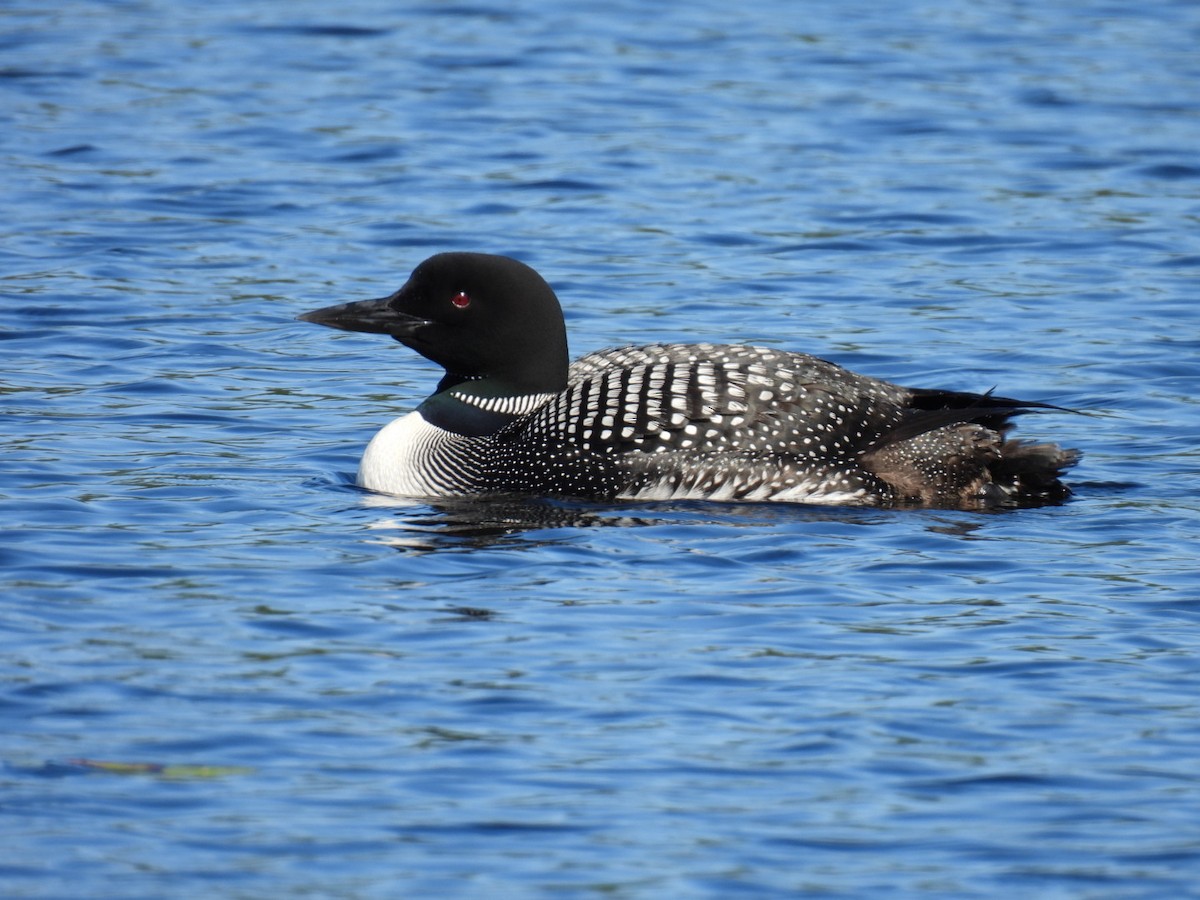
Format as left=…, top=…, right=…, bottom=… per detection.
left=356, top=411, right=473, bottom=497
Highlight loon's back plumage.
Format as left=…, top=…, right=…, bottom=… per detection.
left=300, top=253, right=1079, bottom=509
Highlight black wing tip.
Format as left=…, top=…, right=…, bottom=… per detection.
left=907, top=386, right=1078, bottom=414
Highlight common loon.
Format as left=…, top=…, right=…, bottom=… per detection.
left=299, top=252, right=1079, bottom=508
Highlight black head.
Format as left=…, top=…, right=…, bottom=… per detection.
left=300, top=252, right=570, bottom=395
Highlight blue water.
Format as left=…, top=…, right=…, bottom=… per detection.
left=4, top=0, right=1200, bottom=895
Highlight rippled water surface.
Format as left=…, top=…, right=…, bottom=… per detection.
left=4, top=0, right=1200, bottom=896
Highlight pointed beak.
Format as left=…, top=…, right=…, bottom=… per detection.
left=298, top=296, right=433, bottom=338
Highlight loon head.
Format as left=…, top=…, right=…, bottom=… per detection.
left=300, top=252, right=570, bottom=395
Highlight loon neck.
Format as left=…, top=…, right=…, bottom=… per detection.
left=419, top=378, right=558, bottom=438
left=430, top=327, right=569, bottom=399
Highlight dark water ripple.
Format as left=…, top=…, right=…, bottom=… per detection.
left=4, top=0, right=1200, bottom=896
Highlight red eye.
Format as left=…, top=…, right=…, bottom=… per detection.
left=450, top=291, right=471, bottom=309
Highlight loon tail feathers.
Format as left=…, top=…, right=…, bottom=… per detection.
left=986, top=439, right=1082, bottom=505
left=863, top=420, right=1081, bottom=508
